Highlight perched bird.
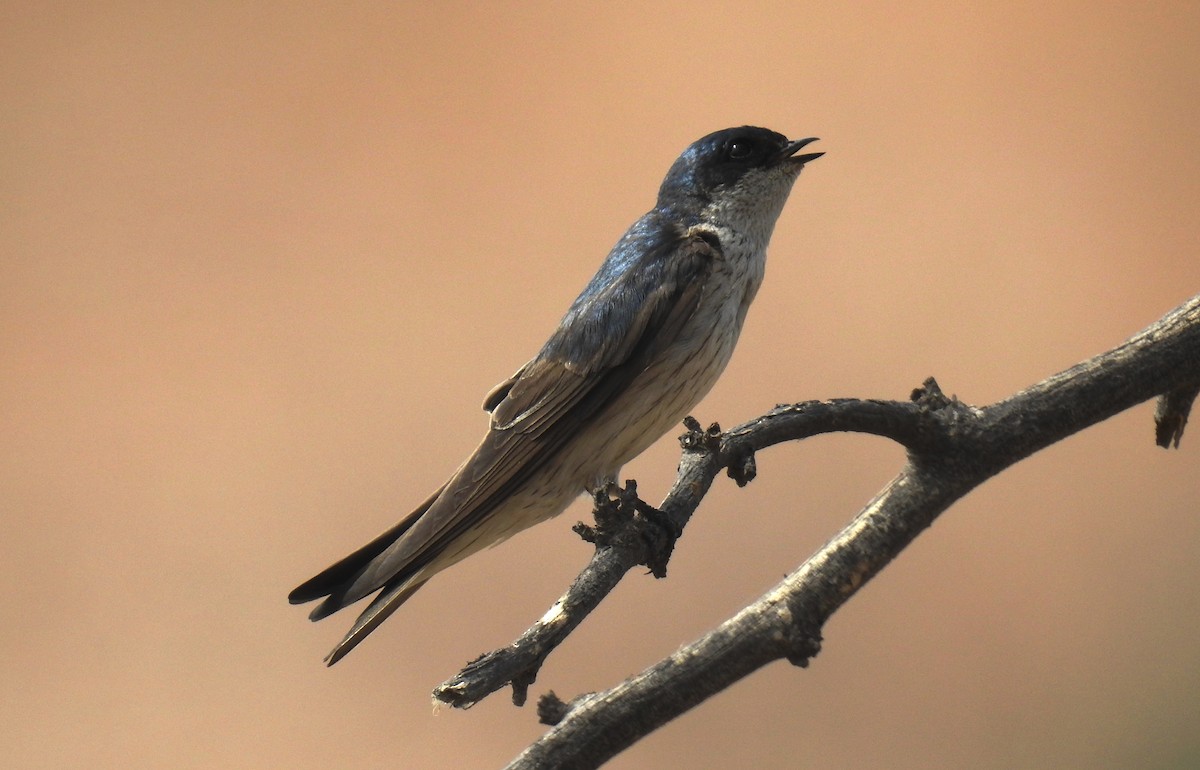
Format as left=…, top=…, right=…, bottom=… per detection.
left=290, top=126, right=822, bottom=664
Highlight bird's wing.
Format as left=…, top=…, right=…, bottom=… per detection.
left=337, top=223, right=720, bottom=600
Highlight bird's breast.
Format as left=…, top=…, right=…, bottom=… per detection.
left=574, top=237, right=768, bottom=487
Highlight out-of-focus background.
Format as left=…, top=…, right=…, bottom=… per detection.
left=4, top=3, right=1199, bottom=768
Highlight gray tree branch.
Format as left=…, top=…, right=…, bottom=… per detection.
left=446, top=292, right=1199, bottom=768
left=433, top=396, right=943, bottom=709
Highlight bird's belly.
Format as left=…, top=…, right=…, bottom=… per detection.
left=567, top=279, right=749, bottom=490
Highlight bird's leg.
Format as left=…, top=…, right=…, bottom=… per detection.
left=576, top=480, right=637, bottom=544
left=575, top=479, right=679, bottom=578
left=575, top=482, right=624, bottom=544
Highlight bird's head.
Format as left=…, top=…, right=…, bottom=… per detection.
left=657, top=126, right=821, bottom=245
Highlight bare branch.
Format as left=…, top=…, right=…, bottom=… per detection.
left=433, top=397, right=935, bottom=708
left=431, top=294, right=1200, bottom=767
left=495, top=294, right=1200, bottom=768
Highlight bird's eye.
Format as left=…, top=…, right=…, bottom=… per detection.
left=727, top=140, right=755, bottom=161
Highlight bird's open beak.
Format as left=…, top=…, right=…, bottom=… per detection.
left=780, top=136, right=823, bottom=165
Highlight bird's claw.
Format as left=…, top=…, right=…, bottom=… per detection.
left=576, top=480, right=678, bottom=577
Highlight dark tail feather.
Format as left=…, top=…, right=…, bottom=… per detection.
left=288, top=485, right=445, bottom=611
left=323, top=576, right=430, bottom=665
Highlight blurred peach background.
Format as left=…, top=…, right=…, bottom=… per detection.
left=4, top=3, right=1199, bottom=768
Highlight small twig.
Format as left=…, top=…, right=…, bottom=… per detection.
left=1155, top=382, right=1200, bottom=448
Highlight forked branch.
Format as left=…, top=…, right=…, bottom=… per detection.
left=436, top=294, right=1199, bottom=769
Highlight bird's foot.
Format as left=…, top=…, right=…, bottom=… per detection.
left=574, top=480, right=679, bottom=578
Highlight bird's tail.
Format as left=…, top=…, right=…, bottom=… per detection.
left=321, top=575, right=430, bottom=665
left=288, top=485, right=444, bottom=662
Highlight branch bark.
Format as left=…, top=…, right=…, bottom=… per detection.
left=445, top=293, right=1200, bottom=768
